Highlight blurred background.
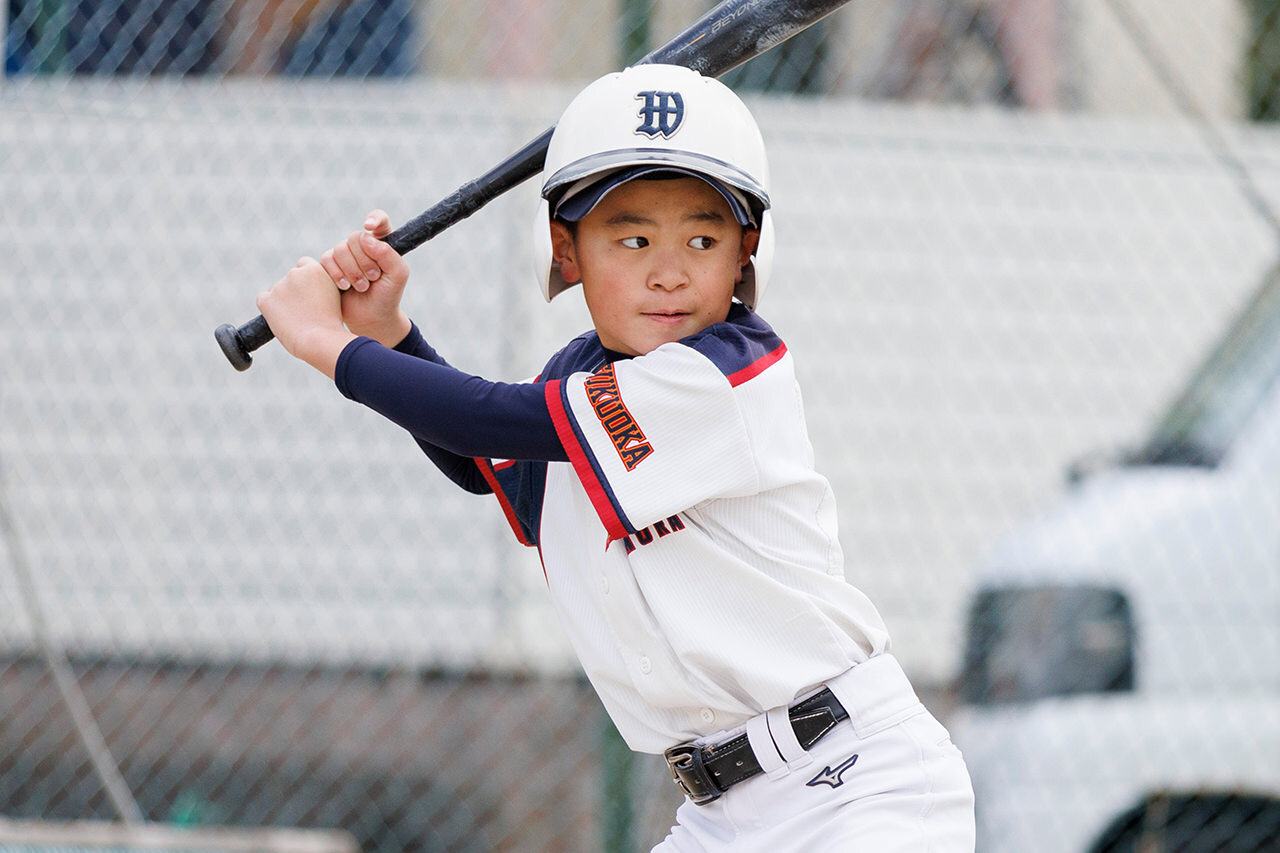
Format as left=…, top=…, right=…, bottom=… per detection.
left=1, top=1, right=1279, bottom=851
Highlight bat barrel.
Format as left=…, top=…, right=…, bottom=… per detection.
left=640, top=0, right=850, bottom=77
left=384, top=128, right=552, bottom=255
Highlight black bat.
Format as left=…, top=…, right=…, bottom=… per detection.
left=216, top=0, right=852, bottom=370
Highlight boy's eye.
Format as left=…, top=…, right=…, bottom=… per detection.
left=688, top=236, right=715, bottom=250
left=621, top=236, right=648, bottom=249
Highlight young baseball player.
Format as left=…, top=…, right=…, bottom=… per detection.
left=257, top=64, right=975, bottom=851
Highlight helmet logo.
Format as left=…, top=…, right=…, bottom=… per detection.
left=635, top=90, right=684, bottom=138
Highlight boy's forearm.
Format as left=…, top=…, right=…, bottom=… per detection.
left=336, top=340, right=566, bottom=463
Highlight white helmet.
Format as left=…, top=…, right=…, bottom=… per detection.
left=533, top=63, right=775, bottom=309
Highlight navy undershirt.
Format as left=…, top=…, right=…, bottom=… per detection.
left=335, top=323, right=592, bottom=494
left=336, top=308, right=773, bottom=500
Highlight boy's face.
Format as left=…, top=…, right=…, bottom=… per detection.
left=550, top=176, right=761, bottom=357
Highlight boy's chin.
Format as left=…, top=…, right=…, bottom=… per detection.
left=634, top=328, right=691, bottom=354
left=605, top=311, right=724, bottom=355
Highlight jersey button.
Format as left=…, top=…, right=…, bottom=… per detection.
left=639, top=655, right=652, bottom=675
left=600, top=576, right=610, bottom=595
left=699, top=708, right=715, bottom=725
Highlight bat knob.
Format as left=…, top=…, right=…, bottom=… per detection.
left=215, top=323, right=254, bottom=371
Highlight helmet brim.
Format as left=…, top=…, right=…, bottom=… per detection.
left=553, top=165, right=759, bottom=227
left=543, top=147, right=769, bottom=213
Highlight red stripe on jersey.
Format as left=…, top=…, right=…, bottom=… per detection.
left=475, top=457, right=535, bottom=547
left=726, top=341, right=788, bottom=387
left=544, top=379, right=630, bottom=542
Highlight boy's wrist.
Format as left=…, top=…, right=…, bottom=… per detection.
left=297, top=325, right=359, bottom=380
left=347, top=312, right=412, bottom=349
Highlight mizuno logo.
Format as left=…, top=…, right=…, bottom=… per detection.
left=806, top=754, right=859, bottom=790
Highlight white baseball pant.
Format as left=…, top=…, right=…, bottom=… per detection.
left=652, top=655, right=975, bottom=852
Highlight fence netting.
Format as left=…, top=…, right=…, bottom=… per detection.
left=2, top=1, right=1279, bottom=851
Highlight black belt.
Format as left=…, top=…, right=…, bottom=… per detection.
left=663, top=687, right=849, bottom=806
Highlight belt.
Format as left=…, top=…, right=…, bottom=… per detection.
left=663, top=687, right=849, bottom=806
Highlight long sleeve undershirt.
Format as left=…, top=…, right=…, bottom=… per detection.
left=334, top=324, right=568, bottom=494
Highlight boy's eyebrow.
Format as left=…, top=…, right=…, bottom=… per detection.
left=685, top=209, right=728, bottom=223
left=603, top=208, right=728, bottom=226
left=604, top=212, right=656, bottom=226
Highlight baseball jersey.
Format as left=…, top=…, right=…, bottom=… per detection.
left=337, top=304, right=891, bottom=753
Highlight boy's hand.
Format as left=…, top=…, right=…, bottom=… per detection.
left=257, top=257, right=356, bottom=380
left=321, top=210, right=412, bottom=348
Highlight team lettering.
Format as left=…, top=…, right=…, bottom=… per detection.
left=583, top=365, right=654, bottom=470
left=622, top=515, right=686, bottom=554
left=635, top=90, right=684, bottom=138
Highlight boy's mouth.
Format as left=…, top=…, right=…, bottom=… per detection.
left=643, top=310, right=690, bottom=323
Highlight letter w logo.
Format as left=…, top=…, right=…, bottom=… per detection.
left=635, top=90, right=684, bottom=138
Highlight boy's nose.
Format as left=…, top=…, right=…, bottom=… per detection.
left=647, top=251, right=688, bottom=291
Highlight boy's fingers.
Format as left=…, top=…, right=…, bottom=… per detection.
left=346, top=231, right=382, bottom=291
left=364, top=209, right=392, bottom=239
left=319, top=250, right=349, bottom=291
left=330, top=239, right=367, bottom=292
left=360, top=230, right=408, bottom=279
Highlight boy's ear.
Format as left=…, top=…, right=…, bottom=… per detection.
left=737, top=229, right=761, bottom=282
left=549, top=220, right=581, bottom=284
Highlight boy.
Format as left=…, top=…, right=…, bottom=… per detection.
left=257, top=64, right=975, bottom=851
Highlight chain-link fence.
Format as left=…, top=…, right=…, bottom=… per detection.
left=2, top=1, right=1279, bottom=851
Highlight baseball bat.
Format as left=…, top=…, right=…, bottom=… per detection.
left=216, top=0, right=853, bottom=371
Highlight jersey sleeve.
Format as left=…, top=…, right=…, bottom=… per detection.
left=544, top=341, right=764, bottom=540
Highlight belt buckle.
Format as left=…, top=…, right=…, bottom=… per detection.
left=663, top=743, right=723, bottom=806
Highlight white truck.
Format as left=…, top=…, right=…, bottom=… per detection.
left=949, top=274, right=1280, bottom=852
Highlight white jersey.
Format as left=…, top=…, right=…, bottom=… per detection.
left=478, top=305, right=890, bottom=753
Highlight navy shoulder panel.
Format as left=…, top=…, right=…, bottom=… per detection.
left=538, top=330, right=607, bottom=381
left=538, top=309, right=784, bottom=383
left=682, top=304, right=786, bottom=380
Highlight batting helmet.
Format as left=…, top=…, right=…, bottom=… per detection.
left=533, top=63, right=775, bottom=309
